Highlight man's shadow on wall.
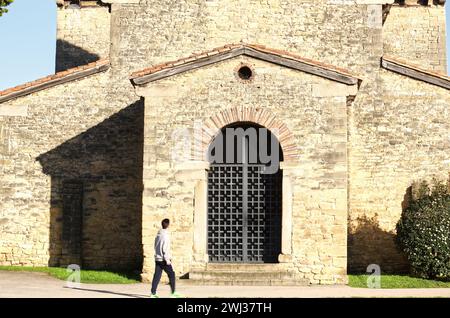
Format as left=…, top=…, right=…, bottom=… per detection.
left=37, top=100, right=144, bottom=272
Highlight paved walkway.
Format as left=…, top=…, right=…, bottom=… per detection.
left=1, top=271, right=450, bottom=298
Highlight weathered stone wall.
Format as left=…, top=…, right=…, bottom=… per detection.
left=111, top=1, right=379, bottom=76
left=56, top=5, right=111, bottom=71
left=1, top=0, right=448, bottom=283
left=383, top=4, right=447, bottom=73
left=112, top=0, right=382, bottom=284
left=1, top=0, right=380, bottom=280
left=0, top=71, right=143, bottom=270
left=348, top=69, right=450, bottom=273
left=138, top=56, right=356, bottom=284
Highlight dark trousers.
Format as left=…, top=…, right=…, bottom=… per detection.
left=151, top=261, right=176, bottom=294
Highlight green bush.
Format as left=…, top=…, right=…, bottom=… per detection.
left=396, top=178, right=450, bottom=279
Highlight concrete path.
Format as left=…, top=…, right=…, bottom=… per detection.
left=1, top=271, right=450, bottom=298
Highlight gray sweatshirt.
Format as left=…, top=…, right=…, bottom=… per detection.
left=154, top=229, right=171, bottom=263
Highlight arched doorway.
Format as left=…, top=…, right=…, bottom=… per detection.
left=207, top=122, right=283, bottom=263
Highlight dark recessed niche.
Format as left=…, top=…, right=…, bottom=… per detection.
left=237, top=66, right=253, bottom=80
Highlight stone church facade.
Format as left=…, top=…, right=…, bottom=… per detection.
left=0, top=0, right=449, bottom=285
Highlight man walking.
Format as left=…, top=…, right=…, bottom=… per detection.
left=150, top=218, right=183, bottom=298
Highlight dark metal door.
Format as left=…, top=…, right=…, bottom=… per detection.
left=207, top=163, right=282, bottom=263
left=62, top=180, right=84, bottom=265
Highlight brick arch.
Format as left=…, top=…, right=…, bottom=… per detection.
left=196, top=106, right=299, bottom=162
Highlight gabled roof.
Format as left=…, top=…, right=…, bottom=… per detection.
left=381, top=56, right=450, bottom=90
left=130, top=43, right=361, bottom=86
left=0, top=59, right=110, bottom=104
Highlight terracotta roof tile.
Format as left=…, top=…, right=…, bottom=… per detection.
left=130, top=43, right=239, bottom=79
left=0, top=59, right=110, bottom=102
left=130, top=43, right=360, bottom=82
left=245, top=44, right=358, bottom=78
left=382, top=55, right=450, bottom=82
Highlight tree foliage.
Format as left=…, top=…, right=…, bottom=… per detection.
left=0, top=0, right=13, bottom=17
left=397, top=178, right=450, bottom=279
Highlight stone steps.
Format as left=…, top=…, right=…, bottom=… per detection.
left=180, top=279, right=308, bottom=286
left=204, top=263, right=283, bottom=272
left=185, top=264, right=310, bottom=286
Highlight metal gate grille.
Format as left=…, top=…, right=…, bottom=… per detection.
left=207, top=164, right=282, bottom=263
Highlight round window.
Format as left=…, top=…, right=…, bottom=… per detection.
left=237, top=66, right=253, bottom=80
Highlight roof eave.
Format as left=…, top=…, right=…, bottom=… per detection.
left=0, top=61, right=110, bottom=104
left=130, top=45, right=360, bottom=86
left=381, top=56, right=450, bottom=90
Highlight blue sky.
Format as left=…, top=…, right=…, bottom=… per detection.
left=0, top=0, right=56, bottom=90
left=0, top=1, right=449, bottom=90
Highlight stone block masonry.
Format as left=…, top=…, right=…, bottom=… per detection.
left=0, top=69, right=143, bottom=270
left=383, top=4, right=447, bottom=73
left=0, top=0, right=448, bottom=284
left=138, top=56, right=356, bottom=284
left=56, top=4, right=111, bottom=71
left=348, top=68, right=450, bottom=272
